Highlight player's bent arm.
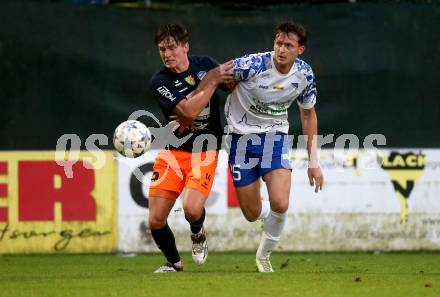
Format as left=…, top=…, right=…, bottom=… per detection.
left=300, top=106, right=319, bottom=168
left=173, top=77, right=218, bottom=121
left=173, top=61, right=234, bottom=120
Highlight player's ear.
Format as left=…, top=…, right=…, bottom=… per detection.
left=183, top=42, right=190, bottom=53
left=298, top=45, right=305, bottom=55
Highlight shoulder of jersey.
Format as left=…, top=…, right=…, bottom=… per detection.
left=189, top=55, right=214, bottom=64
left=240, top=51, right=272, bottom=58
left=295, top=58, right=313, bottom=73
left=150, top=69, right=172, bottom=87
left=234, top=51, right=273, bottom=79
left=237, top=51, right=272, bottom=64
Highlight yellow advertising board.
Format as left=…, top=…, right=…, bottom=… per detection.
left=0, top=151, right=117, bottom=253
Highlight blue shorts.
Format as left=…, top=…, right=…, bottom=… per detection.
left=227, top=132, right=292, bottom=187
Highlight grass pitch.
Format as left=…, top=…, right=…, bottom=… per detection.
left=0, top=252, right=439, bottom=297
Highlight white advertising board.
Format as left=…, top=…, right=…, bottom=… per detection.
left=118, top=149, right=440, bottom=252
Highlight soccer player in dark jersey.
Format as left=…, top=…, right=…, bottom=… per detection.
left=148, top=23, right=233, bottom=273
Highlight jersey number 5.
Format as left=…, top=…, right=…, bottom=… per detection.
left=230, top=164, right=241, bottom=181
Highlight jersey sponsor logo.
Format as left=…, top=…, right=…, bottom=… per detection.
left=258, top=85, right=269, bottom=89
left=179, top=87, right=188, bottom=93
left=151, top=171, right=159, bottom=182
left=272, top=85, right=284, bottom=91
left=174, top=79, right=182, bottom=87
left=197, top=71, right=207, bottom=80
left=184, top=75, right=196, bottom=86
left=249, top=99, right=288, bottom=116
left=157, top=86, right=176, bottom=101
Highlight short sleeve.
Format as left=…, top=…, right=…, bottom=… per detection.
left=150, top=76, right=187, bottom=113
left=233, top=52, right=272, bottom=81
left=297, top=67, right=317, bottom=109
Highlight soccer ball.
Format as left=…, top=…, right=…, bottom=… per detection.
left=113, top=120, right=152, bottom=158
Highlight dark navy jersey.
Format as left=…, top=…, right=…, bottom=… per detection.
left=150, top=55, right=222, bottom=152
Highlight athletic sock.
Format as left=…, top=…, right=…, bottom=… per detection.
left=185, top=207, right=206, bottom=234
left=151, top=223, right=180, bottom=264
left=257, top=200, right=271, bottom=220
left=257, top=210, right=287, bottom=259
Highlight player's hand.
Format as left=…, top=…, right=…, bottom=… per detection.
left=208, top=60, right=234, bottom=84
left=169, top=115, right=196, bottom=135
left=308, top=167, right=324, bottom=193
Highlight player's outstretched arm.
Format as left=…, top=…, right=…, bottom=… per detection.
left=300, top=106, right=324, bottom=192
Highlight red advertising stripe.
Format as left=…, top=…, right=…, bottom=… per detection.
left=0, top=185, right=6, bottom=197
left=0, top=161, right=7, bottom=198
left=0, top=161, right=7, bottom=174
left=227, top=168, right=239, bottom=207
left=0, top=207, right=7, bottom=221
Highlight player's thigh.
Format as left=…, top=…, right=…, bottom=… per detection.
left=185, top=150, right=218, bottom=198
left=187, top=150, right=218, bottom=180
left=148, top=150, right=186, bottom=229
left=264, top=168, right=291, bottom=213
left=184, top=150, right=218, bottom=219
left=228, top=133, right=260, bottom=187
left=229, top=162, right=261, bottom=221
left=235, top=179, right=263, bottom=222
left=149, top=150, right=186, bottom=196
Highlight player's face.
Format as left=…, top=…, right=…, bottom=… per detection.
left=157, top=37, right=189, bottom=70
left=273, top=32, right=304, bottom=66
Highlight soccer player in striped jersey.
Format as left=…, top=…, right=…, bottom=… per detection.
left=225, top=22, right=324, bottom=272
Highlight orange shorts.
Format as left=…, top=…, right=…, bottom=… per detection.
left=148, top=149, right=219, bottom=200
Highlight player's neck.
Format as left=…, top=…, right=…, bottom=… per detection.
left=170, top=58, right=190, bottom=73
left=273, top=59, right=294, bottom=75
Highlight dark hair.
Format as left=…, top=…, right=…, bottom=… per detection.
left=154, top=23, right=189, bottom=45
left=275, top=22, right=307, bottom=46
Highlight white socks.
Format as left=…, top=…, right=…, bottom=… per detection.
left=257, top=199, right=271, bottom=220
left=257, top=210, right=287, bottom=259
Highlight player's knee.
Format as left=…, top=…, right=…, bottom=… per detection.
left=241, top=207, right=260, bottom=222
left=183, top=206, right=203, bottom=222
left=270, top=200, right=289, bottom=214
left=148, top=215, right=167, bottom=230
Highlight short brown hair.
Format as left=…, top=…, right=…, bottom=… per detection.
left=154, top=23, right=189, bottom=45
left=275, top=22, right=307, bottom=46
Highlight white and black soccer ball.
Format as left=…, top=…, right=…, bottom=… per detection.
left=113, top=120, right=152, bottom=158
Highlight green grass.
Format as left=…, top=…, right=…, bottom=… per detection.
left=0, top=252, right=439, bottom=297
